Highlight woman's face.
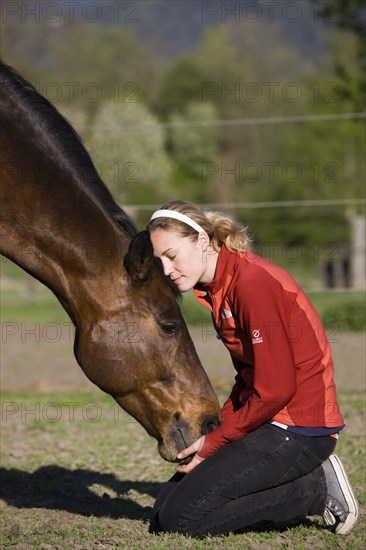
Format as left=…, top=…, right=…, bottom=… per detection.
left=150, top=228, right=216, bottom=292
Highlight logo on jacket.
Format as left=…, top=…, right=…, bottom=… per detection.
left=252, top=329, right=263, bottom=344
left=221, top=309, right=233, bottom=319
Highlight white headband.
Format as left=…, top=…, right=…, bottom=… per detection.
left=150, top=209, right=205, bottom=234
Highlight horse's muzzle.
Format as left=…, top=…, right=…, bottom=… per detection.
left=166, top=415, right=221, bottom=464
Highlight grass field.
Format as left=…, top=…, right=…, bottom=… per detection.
left=0, top=387, right=365, bottom=549
left=1, top=265, right=365, bottom=548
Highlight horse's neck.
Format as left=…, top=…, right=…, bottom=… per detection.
left=0, top=67, right=132, bottom=327
left=1, top=176, right=129, bottom=325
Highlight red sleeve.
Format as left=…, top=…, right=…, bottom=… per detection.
left=198, top=271, right=297, bottom=459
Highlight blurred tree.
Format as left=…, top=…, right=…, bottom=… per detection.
left=310, top=0, right=365, bottom=109
left=1, top=0, right=57, bottom=81
left=86, top=99, right=171, bottom=204
left=169, top=102, right=219, bottom=179
left=2, top=12, right=160, bottom=113
left=57, top=103, right=88, bottom=138
left=157, top=21, right=306, bottom=123
left=155, top=54, right=203, bottom=119
left=52, top=23, right=158, bottom=113
left=3, top=1, right=363, bottom=247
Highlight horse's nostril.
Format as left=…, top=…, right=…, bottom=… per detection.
left=201, top=415, right=220, bottom=435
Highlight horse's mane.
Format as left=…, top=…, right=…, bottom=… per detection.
left=0, top=59, right=137, bottom=240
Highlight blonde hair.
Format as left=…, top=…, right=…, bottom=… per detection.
left=148, top=200, right=252, bottom=253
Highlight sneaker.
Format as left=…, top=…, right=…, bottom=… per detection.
left=322, top=454, right=359, bottom=534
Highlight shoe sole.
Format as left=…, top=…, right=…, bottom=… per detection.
left=329, top=454, right=359, bottom=534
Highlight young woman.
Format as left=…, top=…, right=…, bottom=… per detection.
left=147, top=200, right=359, bottom=538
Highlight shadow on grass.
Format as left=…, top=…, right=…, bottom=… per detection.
left=1, top=467, right=333, bottom=539
left=0, top=465, right=164, bottom=520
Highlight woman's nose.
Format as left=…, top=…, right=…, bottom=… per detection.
left=161, top=258, right=173, bottom=277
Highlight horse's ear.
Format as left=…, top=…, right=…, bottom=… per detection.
left=124, top=231, right=154, bottom=283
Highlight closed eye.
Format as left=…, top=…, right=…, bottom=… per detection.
left=160, top=321, right=179, bottom=335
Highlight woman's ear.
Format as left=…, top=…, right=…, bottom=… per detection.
left=197, top=231, right=210, bottom=246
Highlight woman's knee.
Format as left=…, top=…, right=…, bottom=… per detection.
left=157, top=496, right=207, bottom=536
left=155, top=500, right=188, bottom=533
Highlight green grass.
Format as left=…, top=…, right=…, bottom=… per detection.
left=0, top=258, right=26, bottom=279
left=0, top=387, right=365, bottom=549
left=1, top=290, right=69, bottom=324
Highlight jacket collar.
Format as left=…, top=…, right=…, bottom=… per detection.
left=194, top=245, right=239, bottom=297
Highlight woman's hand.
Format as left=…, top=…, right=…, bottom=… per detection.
left=176, top=436, right=205, bottom=474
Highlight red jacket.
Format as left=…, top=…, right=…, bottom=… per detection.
left=194, top=245, right=344, bottom=459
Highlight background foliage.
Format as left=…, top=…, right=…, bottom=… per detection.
left=1, top=0, right=365, bottom=275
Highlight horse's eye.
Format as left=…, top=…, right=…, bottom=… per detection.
left=160, top=322, right=178, bottom=335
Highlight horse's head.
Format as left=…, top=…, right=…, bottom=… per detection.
left=0, top=60, right=220, bottom=463
left=76, top=232, right=220, bottom=462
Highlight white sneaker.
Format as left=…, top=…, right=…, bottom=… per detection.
left=322, top=454, right=359, bottom=534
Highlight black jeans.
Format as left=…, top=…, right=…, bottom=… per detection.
left=151, top=423, right=336, bottom=537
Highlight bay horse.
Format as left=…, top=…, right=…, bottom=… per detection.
left=0, top=60, right=220, bottom=462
